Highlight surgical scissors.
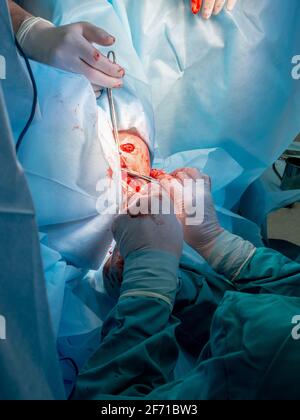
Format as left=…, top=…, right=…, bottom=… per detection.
left=121, top=168, right=160, bottom=185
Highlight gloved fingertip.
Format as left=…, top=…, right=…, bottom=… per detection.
left=191, top=0, right=202, bottom=14
left=226, top=3, right=235, bottom=12
left=202, top=12, right=211, bottom=20
left=108, top=35, right=115, bottom=44
left=118, top=68, right=125, bottom=77
left=171, top=167, right=186, bottom=177
left=159, top=177, right=171, bottom=190
left=113, top=81, right=123, bottom=89
left=101, top=35, right=115, bottom=46
left=175, top=170, right=189, bottom=182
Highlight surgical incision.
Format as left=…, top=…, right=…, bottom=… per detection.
left=118, top=131, right=151, bottom=177
left=118, top=132, right=165, bottom=195
left=107, top=131, right=167, bottom=196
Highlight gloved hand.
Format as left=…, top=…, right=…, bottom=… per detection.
left=158, top=168, right=257, bottom=280
left=17, top=19, right=125, bottom=91
left=191, top=0, right=238, bottom=19
left=158, top=168, right=224, bottom=260
left=113, top=184, right=183, bottom=260
left=111, top=185, right=183, bottom=308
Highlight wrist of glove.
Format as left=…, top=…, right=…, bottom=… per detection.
left=120, top=249, right=180, bottom=310
left=206, top=230, right=256, bottom=281
left=16, top=17, right=55, bottom=62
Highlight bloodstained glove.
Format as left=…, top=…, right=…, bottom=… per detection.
left=191, top=0, right=238, bottom=19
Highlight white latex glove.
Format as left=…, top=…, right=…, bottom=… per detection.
left=191, top=0, right=238, bottom=18
left=159, top=168, right=257, bottom=280
left=18, top=20, right=125, bottom=90
left=158, top=168, right=224, bottom=259
left=112, top=184, right=183, bottom=260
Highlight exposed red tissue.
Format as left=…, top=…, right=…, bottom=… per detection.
left=150, top=169, right=167, bottom=179
left=191, top=0, right=202, bottom=14
left=107, top=167, right=113, bottom=179
left=119, top=132, right=150, bottom=177
left=120, top=143, right=135, bottom=153
left=120, top=158, right=127, bottom=169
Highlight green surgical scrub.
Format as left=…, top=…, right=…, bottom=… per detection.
left=74, top=247, right=300, bottom=400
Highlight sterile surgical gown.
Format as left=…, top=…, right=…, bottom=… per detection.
left=74, top=247, right=300, bottom=400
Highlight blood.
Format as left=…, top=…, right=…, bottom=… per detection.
left=150, top=169, right=166, bottom=179
left=191, top=0, right=202, bottom=14
left=94, top=51, right=100, bottom=61
left=120, top=143, right=135, bottom=153
left=115, top=254, right=124, bottom=271
left=135, top=186, right=141, bottom=193
left=107, top=167, right=113, bottom=179
left=120, top=157, right=127, bottom=169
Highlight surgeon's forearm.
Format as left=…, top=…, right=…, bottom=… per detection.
left=74, top=250, right=180, bottom=399
left=75, top=297, right=179, bottom=399
left=8, top=0, right=33, bottom=33
left=235, top=247, right=300, bottom=296
left=207, top=230, right=300, bottom=298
